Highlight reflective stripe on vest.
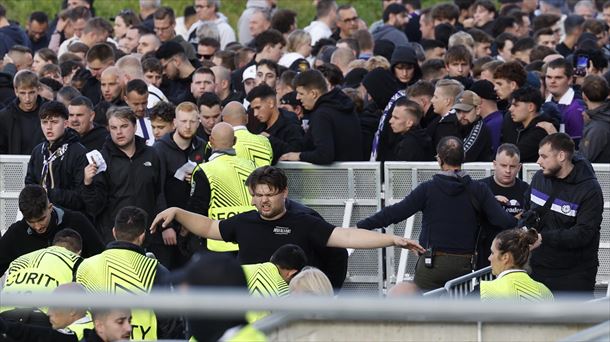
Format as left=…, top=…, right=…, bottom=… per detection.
left=64, top=315, right=94, bottom=340
left=480, top=271, right=554, bottom=302
left=76, top=249, right=159, bottom=340
left=234, top=129, right=273, bottom=168
left=200, top=154, right=256, bottom=252
left=1, top=246, right=80, bottom=313
left=242, top=262, right=289, bottom=322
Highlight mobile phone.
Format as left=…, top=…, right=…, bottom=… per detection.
left=575, top=55, right=589, bottom=77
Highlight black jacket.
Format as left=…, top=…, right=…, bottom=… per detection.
left=580, top=101, right=610, bottom=163
left=357, top=171, right=517, bottom=253
left=82, top=136, right=166, bottom=244
left=80, top=124, right=109, bottom=152
left=390, top=126, right=434, bottom=161
left=527, top=155, right=603, bottom=271
left=0, top=206, right=104, bottom=276
left=300, top=88, right=363, bottom=164
left=93, top=99, right=127, bottom=127
left=504, top=114, right=554, bottom=163
left=264, top=108, right=304, bottom=163
left=153, top=133, right=206, bottom=210
left=0, top=97, right=46, bottom=154
left=426, top=112, right=460, bottom=150
left=459, top=118, right=493, bottom=162
left=25, top=128, right=88, bottom=211
left=0, top=320, right=79, bottom=342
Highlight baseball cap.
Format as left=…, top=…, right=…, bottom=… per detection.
left=289, top=58, right=311, bottom=73
left=280, top=91, right=301, bottom=107
left=242, top=65, right=256, bottom=82
left=452, top=90, right=481, bottom=112
left=155, top=41, right=185, bottom=60
left=469, top=80, right=497, bottom=101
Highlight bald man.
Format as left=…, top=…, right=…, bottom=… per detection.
left=187, top=122, right=257, bottom=253
left=94, top=67, right=128, bottom=126
left=115, top=55, right=168, bottom=108
left=222, top=102, right=273, bottom=167
left=211, top=66, right=243, bottom=107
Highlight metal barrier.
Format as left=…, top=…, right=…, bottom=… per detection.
left=523, top=163, right=610, bottom=296
left=558, top=320, right=610, bottom=342
left=422, top=266, right=494, bottom=298
left=384, top=162, right=495, bottom=284
left=0, top=155, right=29, bottom=235
left=276, top=161, right=383, bottom=296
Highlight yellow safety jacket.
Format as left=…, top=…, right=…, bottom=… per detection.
left=76, top=247, right=159, bottom=340
left=193, top=153, right=256, bottom=252
left=234, top=127, right=273, bottom=167
left=242, top=262, right=290, bottom=322
left=1, top=245, right=81, bottom=314
left=480, top=270, right=554, bottom=302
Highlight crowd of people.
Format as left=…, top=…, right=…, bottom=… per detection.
left=0, top=0, right=607, bottom=340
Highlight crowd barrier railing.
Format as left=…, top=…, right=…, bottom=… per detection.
left=422, top=266, right=494, bottom=298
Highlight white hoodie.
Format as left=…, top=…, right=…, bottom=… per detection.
left=188, top=12, right=236, bottom=49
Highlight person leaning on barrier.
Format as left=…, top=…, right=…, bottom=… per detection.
left=0, top=283, right=94, bottom=342
left=357, top=136, right=519, bottom=291
left=481, top=228, right=553, bottom=302
left=0, top=185, right=104, bottom=277
left=152, top=165, right=425, bottom=286
left=526, top=133, right=604, bottom=296
left=0, top=228, right=83, bottom=327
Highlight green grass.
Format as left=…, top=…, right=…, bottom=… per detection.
left=4, top=0, right=444, bottom=32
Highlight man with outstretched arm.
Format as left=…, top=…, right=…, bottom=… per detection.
left=150, top=166, right=425, bottom=286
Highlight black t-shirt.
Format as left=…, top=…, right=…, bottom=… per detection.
left=219, top=210, right=335, bottom=264
left=480, top=176, right=529, bottom=216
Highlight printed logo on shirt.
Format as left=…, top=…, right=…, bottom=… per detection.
left=273, top=226, right=291, bottom=235
left=143, top=161, right=152, bottom=167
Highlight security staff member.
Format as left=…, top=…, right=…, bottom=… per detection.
left=76, top=206, right=177, bottom=340
left=357, top=136, right=518, bottom=291
left=221, top=101, right=273, bottom=167
left=188, top=123, right=257, bottom=253
left=0, top=229, right=83, bottom=327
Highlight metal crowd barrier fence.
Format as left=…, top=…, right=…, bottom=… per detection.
left=275, top=161, right=383, bottom=296
left=423, top=266, right=494, bottom=298
left=0, top=155, right=30, bottom=236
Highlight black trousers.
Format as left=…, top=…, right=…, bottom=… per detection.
left=531, top=265, right=597, bottom=298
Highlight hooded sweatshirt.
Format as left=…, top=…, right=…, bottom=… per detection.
left=580, top=101, right=610, bottom=163
left=371, top=24, right=409, bottom=47
left=188, top=13, right=236, bottom=49
left=390, top=46, right=422, bottom=88
left=357, top=171, right=517, bottom=252
left=80, top=123, right=110, bottom=152
left=0, top=96, right=46, bottom=154
left=528, top=155, right=603, bottom=271
left=0, top=24, right=31, bottom=57
left=25, top=128, right=89, bottom=211
left=300, top=87, right=363, bottom=164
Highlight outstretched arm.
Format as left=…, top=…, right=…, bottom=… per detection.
left=150, top=207, right=222, bottom=240
left=327, top=227, right=425, bottom=253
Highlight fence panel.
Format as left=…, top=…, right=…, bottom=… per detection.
left=276, top=161, right=383, bottom=295
left=0, top=155, right=30, bottom=235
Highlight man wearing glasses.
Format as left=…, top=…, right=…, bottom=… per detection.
left=153, top=7, right=197, bottom=61
left=331, top=5, right=359, bottom=41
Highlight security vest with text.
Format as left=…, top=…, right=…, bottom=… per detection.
left=76, top=246, right=158, bottom=340
left=1, top=245, right=81, bottom=314
left=193, top=152, right=256, bottom=252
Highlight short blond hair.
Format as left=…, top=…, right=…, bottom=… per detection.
left=176, top=101, right=199, bottom=115
left=289, top=267, right=333, bottom=296
left=365, top=55, right=390, bottom=71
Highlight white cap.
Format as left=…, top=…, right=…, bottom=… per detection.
left=242, top=65, right=256, bottom=82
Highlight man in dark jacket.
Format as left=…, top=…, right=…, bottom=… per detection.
left=0, top=70, right=45, bottom=154
left=280, top=69, right=362, bottom=164
left=25, top=101, right=88, bottom=212
left=527, top=133, right=603, bottom=296
left=580, top=75, right=610, bottom=163
left=426, top=79, right=464, bottom=149
left=68, top=96, right=109, bottom=152
left=0, top=184, right=104, bottom=276
left=357, top=136, right=517, bottom=290
left=81, top=106, right=167, bottom=265
left=454, top=91, right=493, bottom=162
left=94, top=66, right=126, bottom=126
left=153, top=102, right=206, bottom=268
left=247, top=84, right=303, bottom=163
left=387, top=97, right=434, bottom=161
left=502, top=86, right=553, bottom=162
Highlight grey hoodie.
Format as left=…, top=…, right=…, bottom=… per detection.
left=371, top=24, right=409, bottom=47
left=581, top=101, right=610, bottom=163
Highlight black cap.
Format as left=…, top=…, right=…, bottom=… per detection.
left=469, top=79, right=497, bottom=101
left=280, top=91, right=301, bottom=107
left=155, top=41, right=185, bottom=60
left=289, top=58, right=310, bottom=73
left=343, top=67, right=368, bottom=89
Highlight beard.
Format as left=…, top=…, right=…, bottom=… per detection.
left=542, top=164, right=561, bottom=177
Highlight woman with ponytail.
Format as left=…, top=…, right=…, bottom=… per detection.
left=481, top=228, right=553, bottom=301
